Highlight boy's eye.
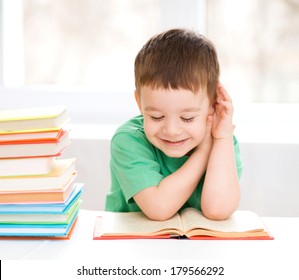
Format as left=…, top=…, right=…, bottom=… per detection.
left=150, top=115, right=164, bottom=122
left=181, top=117, right=195, bottom=123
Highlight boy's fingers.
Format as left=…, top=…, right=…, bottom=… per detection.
left=207, top=114, right=213, bottom=123
left=221, top=88, right=232, bottom=102
left=217, top=82, right=232, bottom=102
left=206, top=114, right=213, bottom=132
left=217, top=99, right=233, bottom=111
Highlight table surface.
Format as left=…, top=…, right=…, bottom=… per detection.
left=1, top=209, right=299, bottom=261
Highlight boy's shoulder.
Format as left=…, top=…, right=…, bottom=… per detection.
left=113, top=115, right=145, bottom=138
left=111, top=115, right=153, bottom=151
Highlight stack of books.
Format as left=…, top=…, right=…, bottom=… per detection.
left=0, top=106, right=83, bottom=239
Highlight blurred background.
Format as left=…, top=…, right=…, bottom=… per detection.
left=0, top=0, right=298, bottom=216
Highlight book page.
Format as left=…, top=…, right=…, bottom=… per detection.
left=94, top=211, right=183, bottom=237
left=180, top=208, right=265, bottom=234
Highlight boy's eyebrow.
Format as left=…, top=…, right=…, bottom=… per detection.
left=181, top=107, right=202, bottom=112
left=144, top=106, right=161, bottom=111
left=144, top=106, right=201, bottom=112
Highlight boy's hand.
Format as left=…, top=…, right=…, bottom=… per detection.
left=194, top=113, right=213, bottom=155
left=211, top=83, right=234, bottom=139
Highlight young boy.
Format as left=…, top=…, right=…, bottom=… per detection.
left=105, top=28, right=243, bottom=221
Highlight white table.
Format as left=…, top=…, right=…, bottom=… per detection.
left=1, top=210, right=299, bottom=279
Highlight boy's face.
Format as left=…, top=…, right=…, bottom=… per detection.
left=135, top=86, right=213, bottom=158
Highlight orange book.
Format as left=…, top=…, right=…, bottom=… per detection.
left=93, top=208, right=274, bottom=240
left=0, top=174, right=77, bottom=203
left=0, top=129, right=64, bottom=144
left=0, top=130, right=70, bottom=158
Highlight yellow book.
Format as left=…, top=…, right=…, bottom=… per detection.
left=0, top=106, right=69, bottom=132
left=93, top=208, right=273, bottom=240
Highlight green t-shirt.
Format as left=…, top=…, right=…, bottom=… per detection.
left=105, top=115, right=243, bottom=212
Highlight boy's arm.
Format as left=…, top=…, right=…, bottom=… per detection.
left=201, top=84, right=240, bottom=220
left=133, top=116, right=213, bottom=221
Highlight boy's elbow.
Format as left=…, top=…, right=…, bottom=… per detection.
left=202, top=205, right=236, bottom=221
left=143, top=206, right=176, bottom=221
left=202, top=210, right=230, bottom=221
left=134, top=188, right=177, bottom=221
left=201, top=192, right=240, bottom=221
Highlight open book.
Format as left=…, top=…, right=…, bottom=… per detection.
left=93, top=208, right=273, bottom=240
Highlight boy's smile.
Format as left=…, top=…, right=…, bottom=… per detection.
left=135, top=86, right=213, bottom=158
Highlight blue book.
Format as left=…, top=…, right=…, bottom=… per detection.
left=0, top=183, right=84, bottom=214
left=0, top=211, right=79, bottom=237
left=0, top=198, right=82, bottom=224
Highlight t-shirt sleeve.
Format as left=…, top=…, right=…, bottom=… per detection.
left=110, top=131, right=164, bottom=203
left=233, top=135, right=243, bottom=179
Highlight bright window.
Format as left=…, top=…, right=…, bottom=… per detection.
left=2, top=0, right=205, bottom=92
left=0, top=0, right=298, bottom=130
left=207, top=0, right=299, bottom=103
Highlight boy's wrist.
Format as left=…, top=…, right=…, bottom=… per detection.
left=192, top=141, right=212, bottom=158
left=212, top=134, right=234, bottom=144
left=212, top=128, right=234, bottom=141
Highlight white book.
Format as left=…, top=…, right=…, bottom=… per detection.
left=0, top=158, right=76, bottom=191
left=0, top=156, right=55, bottom=177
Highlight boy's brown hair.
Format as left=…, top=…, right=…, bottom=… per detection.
left=134, top=28, right=219, bottom=101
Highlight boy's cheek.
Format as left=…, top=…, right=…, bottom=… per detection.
left=143, top=122, right=156, bottom=138
left=192, top=122, right=207, bottom=141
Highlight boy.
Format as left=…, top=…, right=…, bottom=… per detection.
left=105, top=28, right=243, bottom=221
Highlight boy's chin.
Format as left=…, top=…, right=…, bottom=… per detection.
left=160, top=148, right=193, bottom=158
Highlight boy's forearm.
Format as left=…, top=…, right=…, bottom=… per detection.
left=201, top=137, right=240, bottom=220
left=134, top=147, right=210, bottom=221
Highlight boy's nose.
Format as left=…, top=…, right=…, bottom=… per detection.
left=163, top=119, right=182, bottom=136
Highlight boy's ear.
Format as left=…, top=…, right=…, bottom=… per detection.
left=208, top=99, right=215, bottom=115
left=134, top=90, right=141, bottom=111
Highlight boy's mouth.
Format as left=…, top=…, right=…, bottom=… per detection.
left=161, top=138, right=188, bottom=146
